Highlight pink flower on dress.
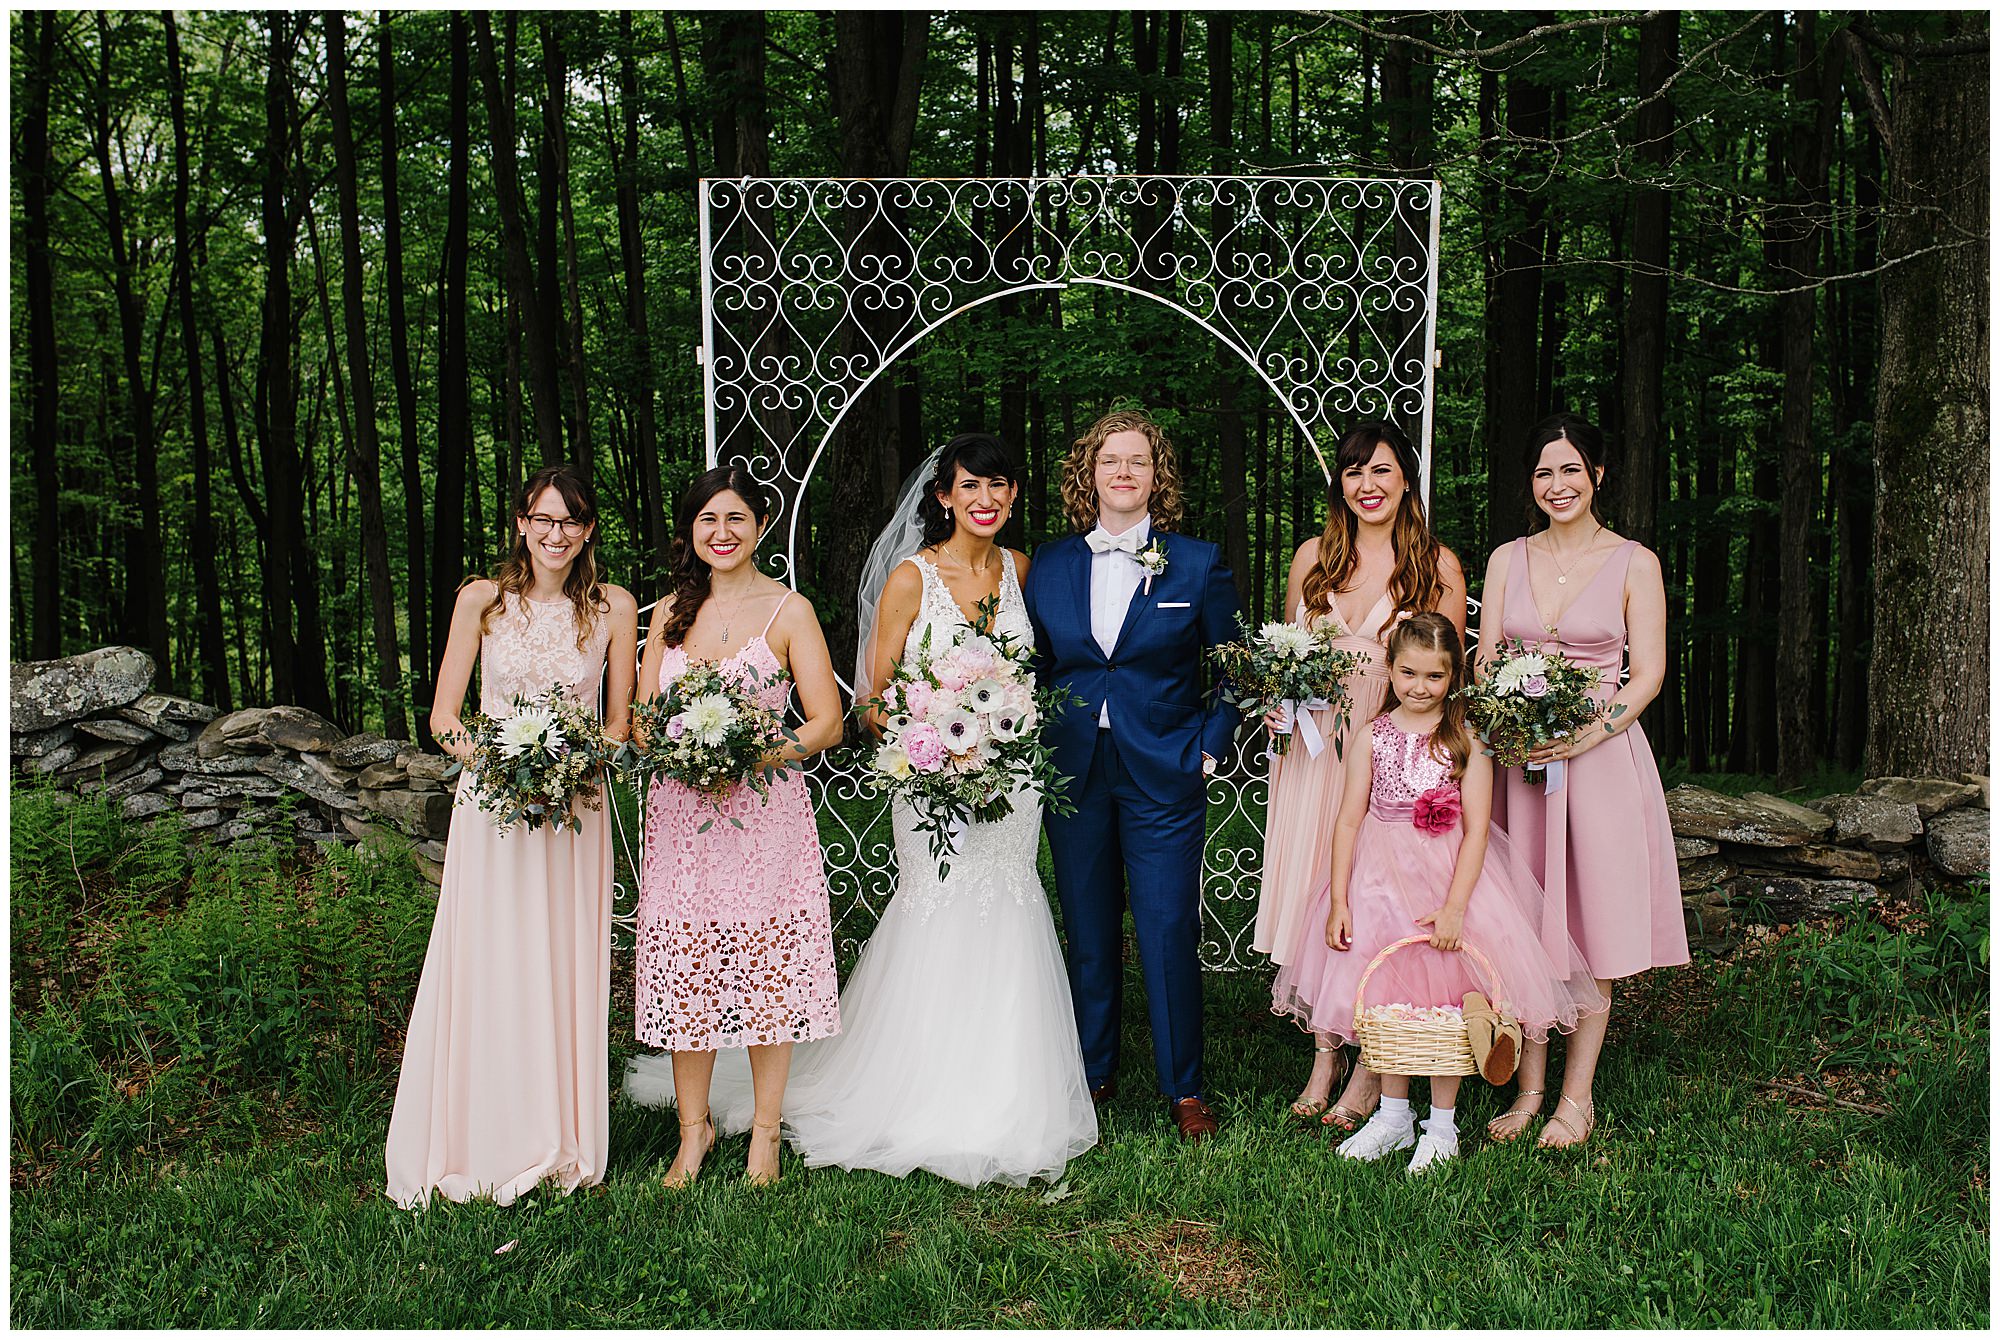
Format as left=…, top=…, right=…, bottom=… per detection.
left=1412, top=783, right=1462, bottom=835
left=1520, top=675, right=1550, bottom=699
left=903, top=722, right=947, bottom=773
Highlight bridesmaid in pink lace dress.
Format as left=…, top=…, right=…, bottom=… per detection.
left=1259, top=422, right=1466, bottom=1130
left=1479, top=413, right=1688, bottom=1150
left=386, top=464, right=639, bottom=1208
left=634, top=467, right=845, bottom=1187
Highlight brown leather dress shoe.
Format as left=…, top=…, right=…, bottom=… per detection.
left=1170, top=1096, right=1219, bottom=1141
left=1090, top=1078, right=1117, bottom=1107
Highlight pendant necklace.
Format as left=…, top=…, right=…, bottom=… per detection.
left=1532, top=525, right=1603, bottom=638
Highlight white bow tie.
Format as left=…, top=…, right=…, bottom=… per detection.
left=1086, top=528, right=1143, bottom=556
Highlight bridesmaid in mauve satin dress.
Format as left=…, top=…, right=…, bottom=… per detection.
left=1478, top=413, right=1688, bottom=1151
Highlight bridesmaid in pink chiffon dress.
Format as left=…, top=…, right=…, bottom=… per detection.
left=1257, top=422, right=1466, bottom=1130
left=386, top=464, right=639, bottom=1208
left=631, top=467, right=846, bottom=1188
left=1479, top=413, right=1688, bottom=1150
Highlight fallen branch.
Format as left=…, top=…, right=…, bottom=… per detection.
left=1755, top=1079, right=1891, bottom=1116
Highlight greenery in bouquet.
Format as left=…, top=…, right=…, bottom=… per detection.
left=1210, top=613, right=1367, bottom=757
left=617, top=660, right=799, bottom=831
left=855, top=595, right=1079, bottom=878
left=444, top=687, right=613, bottom=834
left=1457, top=638, right=1626, bottom=780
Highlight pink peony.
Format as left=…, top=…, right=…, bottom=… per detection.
left=935, top=664, right=969, bottom=692
left=1520, top=675, right=1550, bottom=699
left=903, top=681, right=935, bottom=720
left=1412, top=783, right=1462, bottom=835
left=903, top=722, right=947, bottom=773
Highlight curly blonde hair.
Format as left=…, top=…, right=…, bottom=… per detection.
left=1059, top=408, right=1187, bottom=534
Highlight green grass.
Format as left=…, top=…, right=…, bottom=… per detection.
left=10, top=784, right=1989, bottom=1327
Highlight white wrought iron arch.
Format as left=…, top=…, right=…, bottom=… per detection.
left=667, top=174, right=1444, bottom=970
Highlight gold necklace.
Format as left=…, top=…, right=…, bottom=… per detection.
left=944, top=543, right=994, bottom=577
left=1531, top=526, right=1603, bottom=637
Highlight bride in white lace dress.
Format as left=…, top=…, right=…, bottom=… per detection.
left=629, top=435, right=1097, bottom=1187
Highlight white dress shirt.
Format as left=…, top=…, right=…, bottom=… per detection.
left=1087, top=516, right=1151, bottom=727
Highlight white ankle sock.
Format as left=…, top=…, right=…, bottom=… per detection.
left=1425, top=1104, right=1458, bottom=1138
left=1378, top=1095, right=1413, bottom=1126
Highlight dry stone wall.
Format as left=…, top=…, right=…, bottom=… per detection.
left=12, top=647, right=452, bottom=883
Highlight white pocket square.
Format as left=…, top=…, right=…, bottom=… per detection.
left=1157, top=601, right=1191, bottom=608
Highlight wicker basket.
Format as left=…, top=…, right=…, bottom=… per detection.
left=1351, top=934, right=1507, bottom=1078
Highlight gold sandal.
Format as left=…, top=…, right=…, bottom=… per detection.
left=662, top=1113, right=715, bottom=1189
left=1321, top=1064, right=1381, bottom=1132
left=1485, top=1089, right=1544, bottom=1143
left=1537, top=1094, right=1596, bottom=1149
left=1289, top=1044, right=1346, bottom=1122
left=746, top=1118, right=784, bottom=1186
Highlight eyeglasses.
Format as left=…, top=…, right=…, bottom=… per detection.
left=525, top=514, right=591, bottom=537
left=1098, top=456, right=1154, bottom=474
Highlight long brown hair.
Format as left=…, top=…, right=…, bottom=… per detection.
left=1058, top=407, right=1186, bottom=534
left=1300, top=421, right=1443, bottom=637
left=1522, top=411, right=1610, bottom=532
left=478, top=463, right=606, bottom=648
left=1383, top=612, right=1472, bottom=779
left=656, top=466, right=771, bottom=648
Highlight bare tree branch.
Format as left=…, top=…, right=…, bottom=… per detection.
left=1288, top=10, right=1663, bottom=61
left=1842, top=28, right=1897, bottom=158
left=1851, top=18, right=1989, bottom=60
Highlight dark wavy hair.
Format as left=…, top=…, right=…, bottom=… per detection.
left=477, top=463, right=606, bottom=648
left=656, top=466, right=771, bottom=649
left=917, top=433, right=1020, bottom=547
left=1300, top=421, right=1445, bottom=638
left=1522, top=412, right=1609, bottom=530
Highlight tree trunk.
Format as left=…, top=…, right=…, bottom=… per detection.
left=1867, top=26, right=1990, bottom=777
left=91, top=13, right=171, bottom=683
left=433, top=12, right=472, bottom=670
left=325, top=12, right=408, bottom=738
left=164, top=12, right=229, bottom=708
left=541, top=16, right=593, bottom=481
left=1833, top=66, right=1882, bottom=770
left=471, top=13, right=565, bottom=465
left=824, top=11, right=929, bottom=674
left=378, top=13, right=429, bottom=743
left=1774, top=17, right=1841, bottom=780
left=23, top=11, right=61, bottom=659
left=616, top=11, right=669, bottom=588
left=1208, top=14, right=1251, bottom=597
left=1617, top=10, right=1677, bottom=548
left=1483, top=40, right=1550, bottom=551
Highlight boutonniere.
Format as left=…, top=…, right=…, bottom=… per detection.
left=1136, top=539, right=1169, bottom=595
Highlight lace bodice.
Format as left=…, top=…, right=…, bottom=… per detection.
left=479, top=594, right=611, bottom=715
left=904, top=551, right=1030, bottom=660
left=891, top=551, right=1041, bottom=925
left=1367, top=714, right=1455, bottom=821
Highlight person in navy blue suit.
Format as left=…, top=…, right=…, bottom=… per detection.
left=1023, top=408, right=1242, bottom=1140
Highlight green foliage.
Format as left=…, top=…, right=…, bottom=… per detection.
left=10, top=788, right=436, bottom=1172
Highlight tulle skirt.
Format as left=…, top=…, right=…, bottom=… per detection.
left=1272, top=811, right=1606, bottom=1044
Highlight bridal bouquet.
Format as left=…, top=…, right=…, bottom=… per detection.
left=1457, top=639, right=1624, bottom=783
left=1210, top=614, right=1367, bottom=758
left=619, top=660, right=798, bottom=831
left=446, top=687, right=613, bottom=834
left=859, top=596, right=1076, bottom=878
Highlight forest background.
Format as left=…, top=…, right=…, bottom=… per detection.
left=9, top=9, right=1989, bottom=781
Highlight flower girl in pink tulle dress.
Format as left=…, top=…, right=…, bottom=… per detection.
left=1272, top=613, right=1605, bottom=1175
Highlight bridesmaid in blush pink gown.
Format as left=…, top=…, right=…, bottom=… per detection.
left=631, top=467, right=846, bottom=1188
left=1257, top=422, right=1466, bottom=1130
left=1478, top=413, right=1688, bottom=1150
left=386, top=463, right=639, bottom=1208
